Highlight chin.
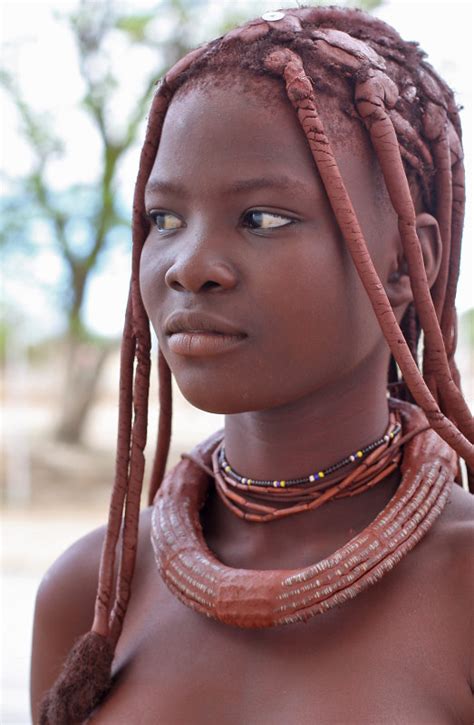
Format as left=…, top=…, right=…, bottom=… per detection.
left=174, top=375, right=303, bottom=416
left=174, top=371, right=267, bottom=414
left=176, top=384, right=252, bottom=414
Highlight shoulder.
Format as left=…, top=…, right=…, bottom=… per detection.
left=435, top=485, right=474, bottom=687
left=396, top=483, right=474, bottom=628
left=34, top=507, right=154, bottom=614
left=30, top=507, right=152, bottom=722
left=35, top=523, right=105, bottom=614
left=427, top=484, right=474, bottom=584
left=429, top=485, right=474, bottom=675
left=436, top=483, right=474, bottom=553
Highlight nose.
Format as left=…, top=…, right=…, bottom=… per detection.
left=164, top=237, right=239, bottom=294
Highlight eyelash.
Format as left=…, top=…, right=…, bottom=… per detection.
left=146, top=209, right=296, bottom=233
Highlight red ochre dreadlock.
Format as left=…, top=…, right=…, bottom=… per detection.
left=40, top=7, right=473, bottom=723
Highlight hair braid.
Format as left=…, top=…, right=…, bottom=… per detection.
left=148, top=349, right=173, bottom=506
left=355, top=70, right=472, bottom=437
left=39, top=81, right=174, bottom=723
left=263, top=46, right=473, bottom=466
left=39, top=7, right=473, bottom=723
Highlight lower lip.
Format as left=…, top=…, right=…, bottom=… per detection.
left=168, top=332, right=247, bottom=357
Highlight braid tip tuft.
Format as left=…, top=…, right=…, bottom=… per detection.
left=39, top=631, right=114, bottom=724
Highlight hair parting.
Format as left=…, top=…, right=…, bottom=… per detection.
left=39, top=8, right=473, bottom=723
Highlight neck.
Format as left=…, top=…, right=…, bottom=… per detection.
left=201, top=352, right=399, bottom=570
left=223, top=359, right=390, bottom=483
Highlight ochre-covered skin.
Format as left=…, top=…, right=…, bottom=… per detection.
left=35, top=7, right=473, bottom=724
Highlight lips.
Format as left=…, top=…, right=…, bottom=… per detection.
left=164, top=311, right=247, bottom=357
left=165, top=310, right=247, bottom=337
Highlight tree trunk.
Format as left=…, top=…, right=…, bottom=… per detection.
left=55, top=338, right=111, bottom=445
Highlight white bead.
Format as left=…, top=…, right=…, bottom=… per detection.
left=262, top=11, right=285, bottom=21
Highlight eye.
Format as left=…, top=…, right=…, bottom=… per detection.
left=242, top=210, right=295, bottom=231
left=147, top=211, right=183, bottom=232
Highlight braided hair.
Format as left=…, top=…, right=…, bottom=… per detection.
left=40, top=7, right=473, bottom=723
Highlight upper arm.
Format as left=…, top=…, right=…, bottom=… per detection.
left=30, top=524, right=106, bottom=723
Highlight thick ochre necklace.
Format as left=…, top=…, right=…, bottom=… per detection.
left=151, top=399, right=456, bottom=628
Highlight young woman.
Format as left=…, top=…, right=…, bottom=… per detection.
left=33, top=7, right=474, bottom=724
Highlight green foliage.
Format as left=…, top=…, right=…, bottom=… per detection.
left=115, top=12, right=157, bottom=42
left=0, top=317, right=9, bottom=363
left=460, top=308, right=474, bottom=351
left=350, top=0, right=383, bottom=9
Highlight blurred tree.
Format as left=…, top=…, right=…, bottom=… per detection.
left=1, top=0, right=382, bottom=445
left=1, top=0, right=237, bottom=444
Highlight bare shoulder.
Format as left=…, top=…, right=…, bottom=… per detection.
left=30, top=507, right=152, bottom=723
left=427, top=484, right=474, bottom=648
left=436, top=483, right=474, bottom=548
left=429, top=484, right=474, bottom=576
left=433, top=485, right=474, bottom=687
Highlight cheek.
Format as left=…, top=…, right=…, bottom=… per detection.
left=252, top=243, right=378, bottom=386
left=139, top=240, right=167, bottom=338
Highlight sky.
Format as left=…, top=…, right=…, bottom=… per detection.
left=1, top=0, right=473, bottom=342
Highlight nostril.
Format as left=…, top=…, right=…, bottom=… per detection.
left=170, top=280, right=185, bottom=292
left=202, top=280, right=221, bottom=291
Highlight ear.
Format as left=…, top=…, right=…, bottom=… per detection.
left=386, top=212, right=442, bottom=310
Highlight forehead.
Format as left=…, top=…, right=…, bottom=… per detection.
left=162, top=75, right=370, bottom=153
left=154, top=81, right=317, bottom=185
left=147, top=79, right=388, bottom=218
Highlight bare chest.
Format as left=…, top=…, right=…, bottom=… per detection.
left=89, top=553, right=471, bottom=725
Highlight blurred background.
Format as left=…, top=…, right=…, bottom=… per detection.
left=1, top=0, right=473, bottom=721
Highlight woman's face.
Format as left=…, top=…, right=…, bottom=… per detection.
left=140, top=79, right=399, bottom=414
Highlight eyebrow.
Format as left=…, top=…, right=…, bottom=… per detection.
left=144, top=174, right=309, bottom=198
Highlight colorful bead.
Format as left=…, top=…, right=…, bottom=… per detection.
left=218, top=422, right=401, bottom=489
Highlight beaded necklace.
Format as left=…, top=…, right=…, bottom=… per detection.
left=218, top=420, right=401, bottom=488
left=151, top=399, right=456, bottom=628
left=212, top=413, right=403, bottom=522
left=213, top=413, right=403, bottom=522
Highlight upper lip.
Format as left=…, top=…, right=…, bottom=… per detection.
left=164, top=310, right=247, bottom=337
